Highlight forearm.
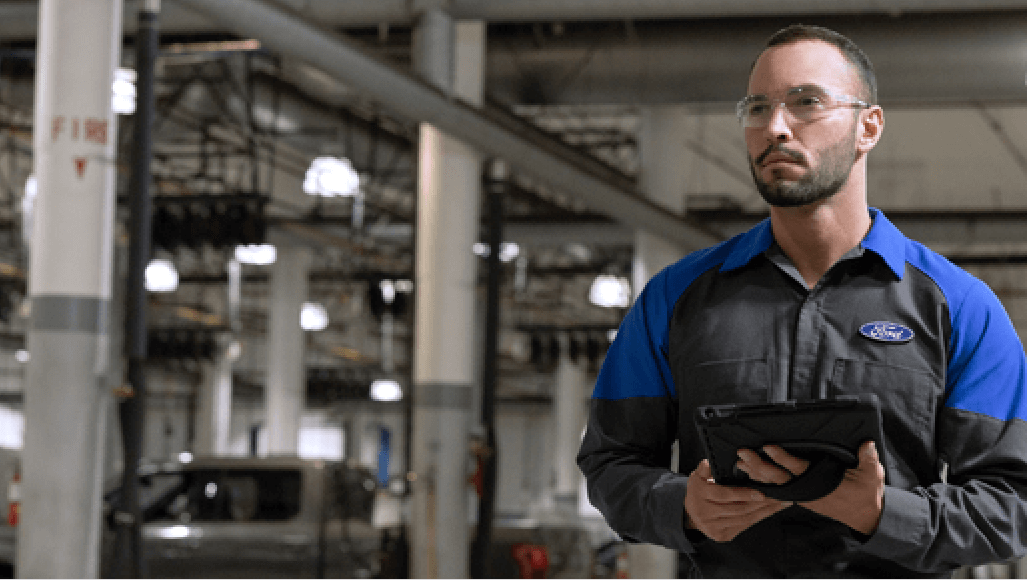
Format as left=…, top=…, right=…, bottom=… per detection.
left=861, top=412, right=1027, bottom=572
left=577, top=396, right=691, bottom=551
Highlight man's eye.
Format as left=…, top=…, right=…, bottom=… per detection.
left=747, top=103, right=770, bottom=116
left=791, top=95, right=823, bottom=109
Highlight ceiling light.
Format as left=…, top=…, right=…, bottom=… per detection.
left=300, top=302, right=329, bottom=331
left=145, top=258, right=179, bottom=293
left=379, top=280, right=396, bottom=305
left=14, top=350, right=29, bottom=363
left=234, top=243, right=276, bottom=265
left=589, top=275, right=631, bottom=308
left=112, top=67, right=136, bottom=115
left=371, top=379, right=403, bottom=402
left=303, top=156, right=360, bottom=197
left=499, top=242, right=520, bottom=263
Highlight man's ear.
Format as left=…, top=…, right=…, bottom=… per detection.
left=856, top=106, right=884, bottom=154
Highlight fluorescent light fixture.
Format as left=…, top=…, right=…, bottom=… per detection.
left=159, top=525, right=193, bottom=540
left=234, top=243, right=277, bottom=265
left=371, top=379, right=403, bottom=402
left=303, top=156, right=360, bottom=198
left=14, top=350, right=29, bottom=363
left=472, top=242, right=489, bottom=258
left=300, top=302, right=329, bottom=331
left=178, top=452, right=194, bottom=463
left=112, top=67, right=137, bottom=115
left=145, top=258, right=179, bottom=293
left=589, top=275, right=631, bottom=308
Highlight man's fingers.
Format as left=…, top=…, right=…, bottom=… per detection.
left=706, top=500, right=792, bottom=543
left=736, top=449, right=793, bottom=485
left=705, top=481, right=765, bottom=503
left=762, top=445, right=811, bottom=476
left=704, top=498, right=791, bottom=520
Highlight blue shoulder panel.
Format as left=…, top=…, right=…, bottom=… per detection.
left=591, top=231, right=756, bottom=401
left=906, top=240, right=1027, bottom=422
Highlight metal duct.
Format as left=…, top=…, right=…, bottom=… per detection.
left=174, top=0, right=720, bottom=249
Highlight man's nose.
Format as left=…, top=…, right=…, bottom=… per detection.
left=765, top=102, right=793, bottom=142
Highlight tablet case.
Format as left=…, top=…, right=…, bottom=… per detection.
left=694, top=394, right=884, bottom=502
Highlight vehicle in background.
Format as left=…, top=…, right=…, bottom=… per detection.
left=0, top=447, right=19, bottom=578
left=100, top=455, right=380, bottom=579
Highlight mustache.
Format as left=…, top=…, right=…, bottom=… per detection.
left=755, top=144, right=806, bottom=166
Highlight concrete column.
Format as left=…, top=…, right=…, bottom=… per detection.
left=19, top=0, right=122, bottom=577
left=632, top=106, right=691, bottom=294
left=409, top=11, right=484, bottom=579
left=194, top=341, right=232, bottom=456
left=626, top=107, right=691, bottom=579
left=266, top=244, right=311, bottom=455
left=553, top=335, right=587, bottom=509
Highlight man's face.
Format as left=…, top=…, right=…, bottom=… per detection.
left=744, top=41, right=864, bottom=208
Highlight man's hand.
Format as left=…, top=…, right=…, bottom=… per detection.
left=735, top=441, right=885, bottom=536
left=684, top=459, right=790, bottom=542
left=799, top=441, right=885, bottom=535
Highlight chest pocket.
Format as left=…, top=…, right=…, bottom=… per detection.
left=681, top=358, right=771, bottom=408
left=830, top=359, right=940, bottom=485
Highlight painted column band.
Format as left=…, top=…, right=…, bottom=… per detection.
left=415, top=382, right=473, bottom=409
left=31, top=295, right=108, bottom=335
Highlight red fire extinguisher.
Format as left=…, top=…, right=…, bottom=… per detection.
left=7, top=470, right=20, bottom=527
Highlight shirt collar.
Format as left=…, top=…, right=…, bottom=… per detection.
left=860, top=208, right=907, bottom=280
left=719, top=207, right=907, bottom=280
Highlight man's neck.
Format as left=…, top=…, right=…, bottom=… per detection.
left=769, top=195, right=872, bottom=289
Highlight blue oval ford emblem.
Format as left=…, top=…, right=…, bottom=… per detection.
left=859, top=321, right=914, bottom=343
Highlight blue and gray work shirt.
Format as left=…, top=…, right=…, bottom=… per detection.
left=578, top=209, right=1027, bottom=577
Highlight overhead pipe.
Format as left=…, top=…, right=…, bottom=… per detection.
left=175, top=0, right=720, bottom=250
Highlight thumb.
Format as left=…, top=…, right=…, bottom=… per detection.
left=861, top=440, right=879, bottom=465
left=694, top=459, right=712, bottom=479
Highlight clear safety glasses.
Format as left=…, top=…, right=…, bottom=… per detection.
left=736, top=85, right=870, bottom=128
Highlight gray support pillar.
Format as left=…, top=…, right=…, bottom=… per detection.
left=627, top=107, right=690, bottom=579
left=194, top=341, right=231, bottom=456
left=195, top=257, right=240, bottom=456
left=266, top=244, right=311, bottom=455
left=409, top=11, right=483, bottom=579
left=19, top=0, right=122, bottom=577
left=552, top=335, right=587, bottom=509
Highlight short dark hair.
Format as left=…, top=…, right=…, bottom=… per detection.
left=758, top=24, right=878, bottom=105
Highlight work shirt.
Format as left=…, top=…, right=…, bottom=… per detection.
left=578, top=209, right=1027, bottom=577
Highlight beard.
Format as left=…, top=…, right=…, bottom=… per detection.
left=749, top=135, right=858, bottom=208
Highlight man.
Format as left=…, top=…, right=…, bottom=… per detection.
left=577, top=24, right=1027, bottom=577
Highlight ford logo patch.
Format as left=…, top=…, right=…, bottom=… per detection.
left=859, top=321, right=914, bottom=343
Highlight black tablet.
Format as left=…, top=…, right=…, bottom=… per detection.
left=693, top=394, right=885, bottom=502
